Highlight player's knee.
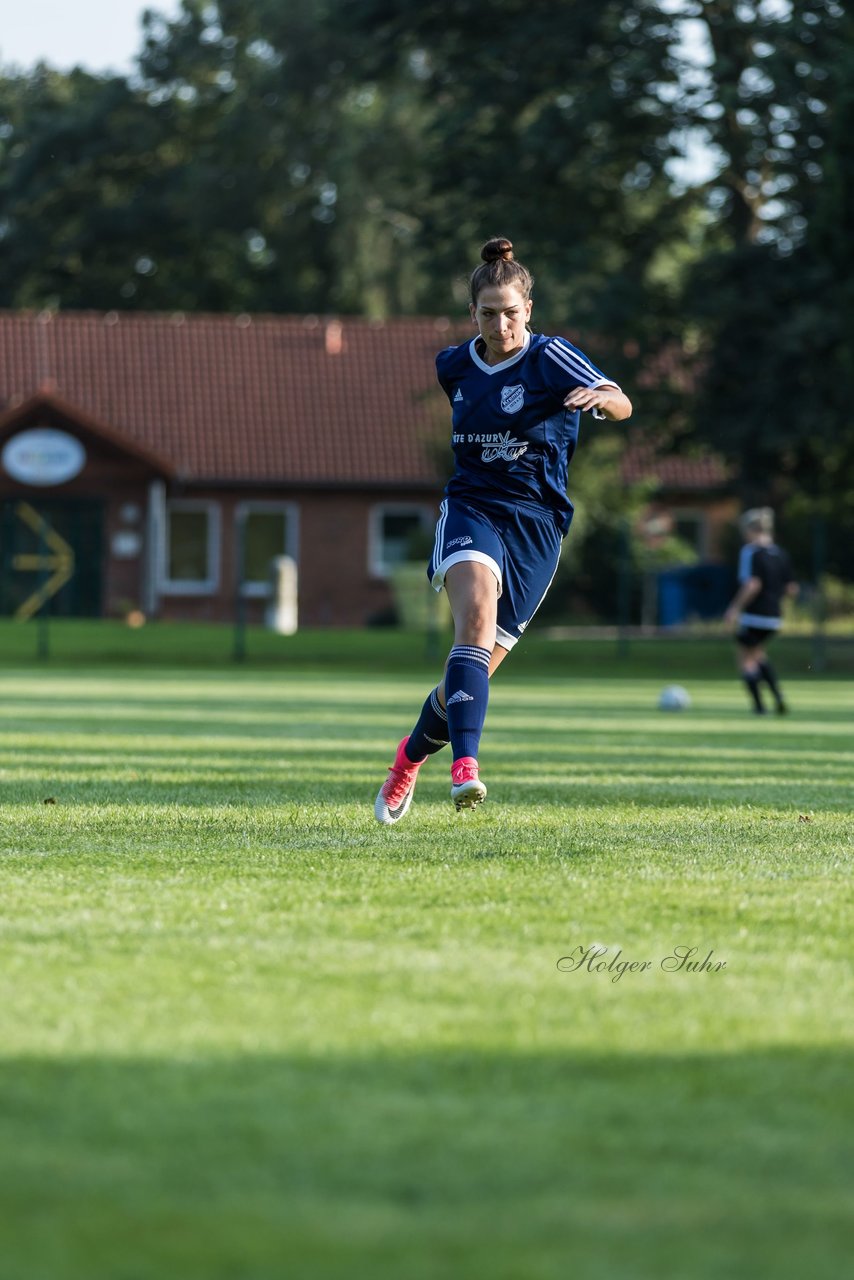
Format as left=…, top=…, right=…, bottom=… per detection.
left=454, top=603, right=496, bottom=648
left=455, top=621, right=495, bottom=649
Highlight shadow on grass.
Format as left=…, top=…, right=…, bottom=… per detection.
left=0, top=1048, right=851, bottom=1280
left=0, top=766, right=850, bottom=815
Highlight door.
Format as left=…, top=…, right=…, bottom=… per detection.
left=0, top=497, right=105, bottom=617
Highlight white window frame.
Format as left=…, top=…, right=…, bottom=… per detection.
left=235, top=501, right=299, bottom=597
left=160, top=499, right=220, bottom=595
left=368, top=503, right=434, bottom=579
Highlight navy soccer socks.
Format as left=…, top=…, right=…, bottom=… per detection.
left=758, top=658, right=786, bottom=711
left=444, top=644, right=491, bottom=761
left=742, top=667, right=765, bottom=713
left=404, top=687, right=450, bottom=763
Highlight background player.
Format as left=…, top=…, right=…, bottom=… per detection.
left=375, top=236, right=633, bottom=823
left=724, top=507, right=798, bottom=714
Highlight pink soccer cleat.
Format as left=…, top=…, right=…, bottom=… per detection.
left=450, top=757, right=487, bottom=811
left=374, top=738, right=425, bottom=825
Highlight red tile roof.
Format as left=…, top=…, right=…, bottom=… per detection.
left=1, top=311, right=729, bottom=494
left=621, top=442, right=730, bottom=490
left=0, top=310, right=469, bottom=487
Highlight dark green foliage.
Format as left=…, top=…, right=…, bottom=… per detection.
left=677, top=1, right=853, bottom=523
left=0, top=0, right=851, bottom=555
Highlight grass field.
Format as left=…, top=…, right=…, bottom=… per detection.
left=0, top=630, right=852, bottom=1280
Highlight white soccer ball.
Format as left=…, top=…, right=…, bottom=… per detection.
left=658, top=684, right=692, bottom=711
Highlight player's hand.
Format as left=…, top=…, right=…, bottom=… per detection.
left=563, top=385, right=631, bottom=419
left=564, top=387, right=607, bottom=411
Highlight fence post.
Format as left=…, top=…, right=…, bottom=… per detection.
left=616, top=517, right=631, bottom=659
left=811, top=511, right=826, bottom=673
left=233, top=505, right=247, bottom=662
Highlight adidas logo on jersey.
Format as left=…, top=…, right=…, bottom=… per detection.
left=447, top=689, right=474, bottom=705
left=453, top=388, right=463, bottom=402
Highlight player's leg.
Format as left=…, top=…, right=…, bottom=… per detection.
left=375, top=501, right=501, bottom=823
left=428, top=501, right=508, bottom=810
left=442, top=559, right=498, bottom=809
left=444, top=504, right=562, bottom=808
left=755, top=639, right=787, bottom=712
left=494, top=502, right=563, bottom=653
left=407, top=639, right=510, bottom=756
left=736, top=632, right=766, bottom=713
left=374, top=680, right=450, bottom=824
left=375, top=634, right=510, bottom=824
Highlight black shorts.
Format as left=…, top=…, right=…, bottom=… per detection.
left=736, top=625, right=779, bottom=649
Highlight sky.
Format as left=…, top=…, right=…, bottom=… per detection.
left=0, top=0, right=183, bottom=74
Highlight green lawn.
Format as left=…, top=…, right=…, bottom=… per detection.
left=0, top=639, right=852, bottom=1280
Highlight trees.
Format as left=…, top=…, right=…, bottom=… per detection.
left=670, top=1, right=852, bottom=522
left=0, top=67, right=185, bottom=309
left=0, top=0, right=851, bottom=559
left=1, top=0, right=694, bottom=347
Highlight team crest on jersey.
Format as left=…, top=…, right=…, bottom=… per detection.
left=499, top=384, right=525, bottom=414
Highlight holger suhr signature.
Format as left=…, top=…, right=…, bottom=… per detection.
left=557, top=944, right=727, bottom=983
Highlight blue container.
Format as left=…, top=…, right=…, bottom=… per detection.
left=657, top=565, right=736, bottom=626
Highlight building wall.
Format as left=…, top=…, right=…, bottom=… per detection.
left=156, top=485, right=440, bottom=628
left=0, top=424, right=440, bottom=626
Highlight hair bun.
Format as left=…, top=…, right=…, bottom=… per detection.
left=481, top=237, right=514, bottom=264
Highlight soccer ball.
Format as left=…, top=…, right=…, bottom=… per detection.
left=658, top=684, right=691, bottom=711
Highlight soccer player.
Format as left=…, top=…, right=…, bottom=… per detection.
left=724, top=507, right=797, bottom=714
left=374, top=236, right=633, bottom=824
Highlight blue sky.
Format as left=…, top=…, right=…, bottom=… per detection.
left=0, top=0, right=182, bottom=74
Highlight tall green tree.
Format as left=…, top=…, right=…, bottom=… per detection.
left=333, top=0, right=698, bottom=381
left=0, top=67, right=189, bottom=309
left=129, top=0, right=439, bottom=315
left=671, top=1, right=852, bottom=512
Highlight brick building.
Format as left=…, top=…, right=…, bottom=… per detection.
left=0, top=310, right=465, bottom=625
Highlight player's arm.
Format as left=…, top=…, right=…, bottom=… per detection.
left=542, top=338, right=631, bottom=420
left=564, top=382, right=632, bottom=421
left=724, top=576, right=762, bottom=624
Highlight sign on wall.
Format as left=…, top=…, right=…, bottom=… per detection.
left=11, top=501, right=76, bottom=621
left=1, top=428, right=86, bottom=487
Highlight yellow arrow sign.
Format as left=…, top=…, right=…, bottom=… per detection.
left=12, top=502, right=75, bottom=621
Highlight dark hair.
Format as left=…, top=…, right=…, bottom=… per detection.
left=469, top=237, right=534, bottom=305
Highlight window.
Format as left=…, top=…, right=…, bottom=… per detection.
left=161, top=501, right=219, bottom=593
left=672, top=510, right=708, bottom=559
left=236, top=502, right=298, bottom=596
left=369, top=505, right=433, bottom=578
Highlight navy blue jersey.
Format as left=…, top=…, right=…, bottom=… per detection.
left=737, top=542, right=794, bottom=629
left=436, top=330, right=620, bottom=533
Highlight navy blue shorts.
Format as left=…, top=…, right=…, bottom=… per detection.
left=427, top=496, right=564, bottom=649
